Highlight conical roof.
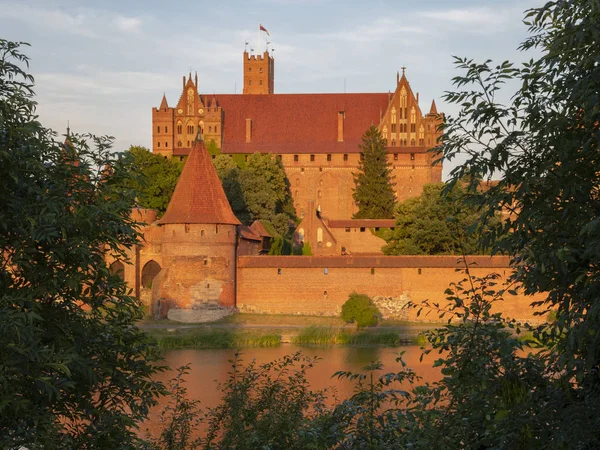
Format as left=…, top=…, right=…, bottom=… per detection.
left=429, top=99, right=438, bottom=115
left=158, top=134, right=240, bottom=225
left=159, top=93, right=169, bottom=109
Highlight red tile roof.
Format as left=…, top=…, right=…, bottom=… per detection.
left=238, top=225, right=262, bottom=241
left=213, top=93, right=390, bottom=154
left=158, top=136, right=241, bottom=225
left=250, top=220, right=271, bottom=238
left=327, top=219, right=396, bottom=228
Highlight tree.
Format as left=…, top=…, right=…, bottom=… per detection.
left=0, top=40, right=163, bottom=448
left=341, top=292, right=381, bottom=328
left=382, top=183, right=499, bottom=255
left=438, top=0, right=600, bottom=445
left=352, top=125, right=396, bottom=219
left=213, top=152, right=297, bottom=239
left=120, top=145, right=182, bottom=216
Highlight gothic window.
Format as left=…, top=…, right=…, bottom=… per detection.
left=187, top=88, right=194, bottom=115
left=419, top=139, right=424, bottom=146
left=404, top=139, right=407, bottom=146
left=411, top=124, right=416, bottom=133
left=259, top=80, right=263, bottom=85
left=410, top=107, right=416, bottom=123
left=411, top=139, right=415, bottom=146
left=165, top=126, right=168, bottom=133
left=177, top=123, right=182, bottom=134
left=209, top=126, right=212, bottom=133
left=177, top=141, right=182, bottom=147
left=215, top=125, right=218, bottom=133
left=391, top=107, right=396, bottom=123
left=391, top=123, right=396, bottom=133
left=187, top=124, right=195, bottom=134
left=391, top=139, right=396, bottom=146
left=187, top=140, right=190, bottom=146
left=400, top=88, right=407, bottom=107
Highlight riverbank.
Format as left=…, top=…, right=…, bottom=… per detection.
left=141, top=313, right=437, bottom=349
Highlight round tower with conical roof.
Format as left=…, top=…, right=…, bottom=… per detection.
left=154, top=132, right=240, bottom=317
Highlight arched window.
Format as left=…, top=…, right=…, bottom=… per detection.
left=109, top=261, right=125, bottom=280
left=141, top=260, right=161, bottom=289
left=410, top=107, right=416, bottom=123
left=165, top=126, right=168, bottom=133
left=317, top=227, right=323, bottom=243
left=177, top=141, right=182, bottom=147
left=157, top=126, right=161, bottom=133
left=177, top=122, right=182, bottom=134
left=165, top=142, right=168, bottom=147
left=391, top=107, right=396, bottom=123
left=411, top=139, right=415, bottom=146
left=391, top=139, right=396, bottom=146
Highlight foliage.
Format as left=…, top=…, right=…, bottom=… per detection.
left=151, top=329, right=281, bottom=350
left=120, top=145, right=182, bottom=216
left=352, top=125, right=396, bottom=219
left=213, top=152, right=297, bottom=246
left=144, top=366, right=203, bottom=450
left=0, top=40, right=164, bottom=448
left=302, top=241, right=313, bottom=256
left=341, top=292, right=382, bottom=328
left=383, top=183, right=500, bottom=255
left=436, top=0, right=600, bottom=445
left=201, top=352, right=334, bottom=449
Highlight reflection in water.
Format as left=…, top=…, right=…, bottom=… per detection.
left=145, top=345, right=440, bottom=436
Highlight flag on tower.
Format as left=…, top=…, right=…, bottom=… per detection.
left=259, top=24, right=270, bottom=36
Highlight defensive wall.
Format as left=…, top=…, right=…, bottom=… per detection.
left=236, top=255, right=546, bottom=324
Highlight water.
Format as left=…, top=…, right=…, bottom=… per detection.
left=145, top=345, right=441, bottom=437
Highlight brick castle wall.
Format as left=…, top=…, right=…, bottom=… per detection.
left=237, top=255, right=546, bottom=323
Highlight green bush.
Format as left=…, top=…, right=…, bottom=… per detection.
left=341, top=292, right=381, bottom=328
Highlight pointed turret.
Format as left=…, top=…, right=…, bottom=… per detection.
left=158, top=132, right=240, bottom=225
left=159, top=93, right=168, bottom=110
left=429, top=99, right=438, bottom=115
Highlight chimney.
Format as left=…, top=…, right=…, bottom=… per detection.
left=245, top=118, right=252, bottom=143
left=337, top=111, right=344, bottom=142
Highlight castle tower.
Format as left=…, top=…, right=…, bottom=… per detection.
left=156, top=132, right=241, bottom=311
left=243, top=50, right=274, bottom=94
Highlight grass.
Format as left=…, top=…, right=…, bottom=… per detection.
left=292, top=326, right=422, bottom=347
left=151, top=328, right=281, bottom=350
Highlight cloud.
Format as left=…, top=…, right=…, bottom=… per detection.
left=115, top=16, right=143, bottom=33
left=0, top=2, right=95, bottom=37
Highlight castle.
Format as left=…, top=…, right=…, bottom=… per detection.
left=105, top=48, right=542, bottom=324
left=151, top=50, right=442, bottom=255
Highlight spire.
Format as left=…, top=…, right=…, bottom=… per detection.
left=158, top=135, right=240, bottom=226
left=194, top=71, right=198, bottom=89
left=159, top=93, right=168, bottom=109
left=429, top=99, right=438, bottom=115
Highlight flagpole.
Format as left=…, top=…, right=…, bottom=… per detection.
left=258, top=22, right=260, bottom=55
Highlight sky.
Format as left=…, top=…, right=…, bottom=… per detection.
left=0, top=0, right=545, bottom=178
